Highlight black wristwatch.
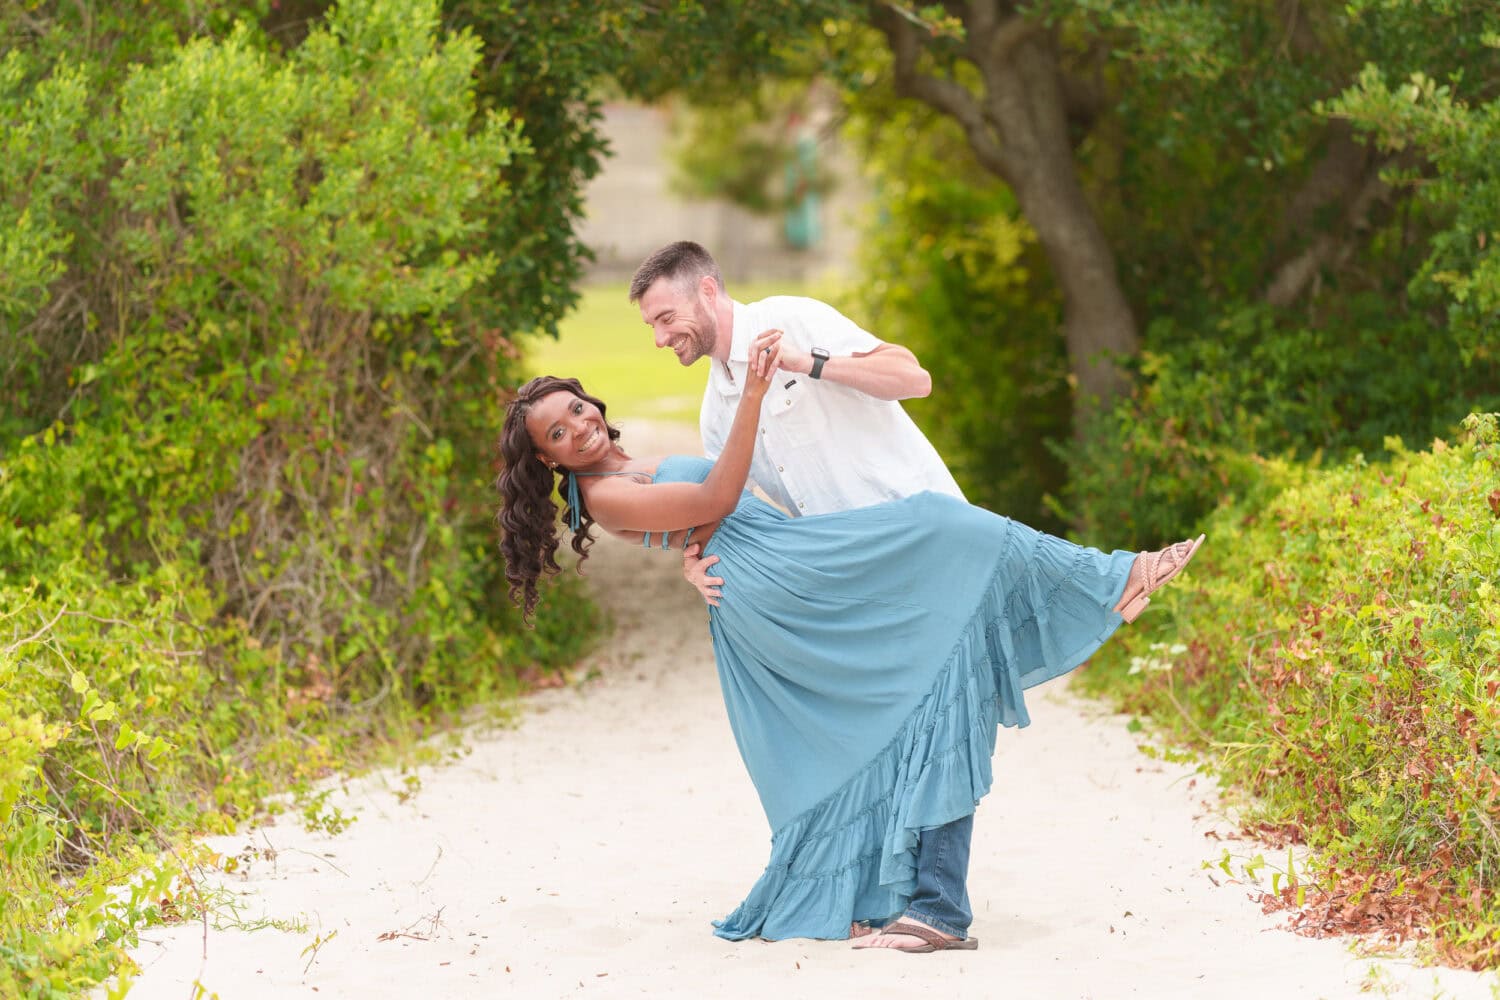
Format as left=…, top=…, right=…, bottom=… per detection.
left=809, top=347, right=830, bottom=380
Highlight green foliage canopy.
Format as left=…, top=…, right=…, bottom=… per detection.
left=668, top=1, right=1500, bottom=540
left=0, top=1, right=607, bottom=993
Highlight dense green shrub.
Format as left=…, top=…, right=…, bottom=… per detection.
left=1054, top=3, right=1500, bottom=547
left=2, top=2, right=856, bottom=992
left=1057, top=300, right=1500, bottom=547
left=1059, top=17, right=1500, bottom=548
left=0, top=2, right=601, bottom=995
left=1328, top=59, right=1500, bottom=367
left=1076, top=413, right=1500, bottom=966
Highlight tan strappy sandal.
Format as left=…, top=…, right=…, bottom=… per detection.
left=1115, top=533, right=1206, bottom=623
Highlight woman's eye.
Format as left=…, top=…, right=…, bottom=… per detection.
left=572, top=402, right=583, bottom=413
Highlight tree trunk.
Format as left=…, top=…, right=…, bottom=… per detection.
left=1012, top=164, right=1140, bottom=408
left=874, top=3, right=1138, bottom=421
left=996, top=34, right=1138, bottom=408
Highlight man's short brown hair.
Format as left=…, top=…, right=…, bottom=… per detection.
left=628, top=241, right=725, bottom=303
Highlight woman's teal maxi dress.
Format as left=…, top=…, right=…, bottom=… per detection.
left=642, top=456, right=1135, bottom=941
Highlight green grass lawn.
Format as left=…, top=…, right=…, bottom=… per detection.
left=522, top=281, right=825, bottom=424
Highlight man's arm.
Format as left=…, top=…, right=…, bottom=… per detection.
left=838, top=342, right=933, bottom=400
left=774, top=341, right=932, bottom=401
left=757, top=295, right=934, bottom=401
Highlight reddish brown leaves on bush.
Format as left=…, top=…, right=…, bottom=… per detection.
left=1258, top=866, right=1499, bottom=970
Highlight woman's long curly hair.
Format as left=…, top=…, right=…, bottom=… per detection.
left=496, top=376, right=621, bottom=621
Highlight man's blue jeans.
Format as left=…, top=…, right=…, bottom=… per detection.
left=903, top=813, right=974, bottom=939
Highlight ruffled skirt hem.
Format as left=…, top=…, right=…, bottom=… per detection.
left=712, top=539, right=1127, bottom=942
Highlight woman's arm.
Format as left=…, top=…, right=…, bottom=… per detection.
left=583, top=330, right=781, bottom=534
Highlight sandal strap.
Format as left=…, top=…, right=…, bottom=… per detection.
left=881, top=921, right=952, bottom=949
left=1145, top=538, right=1196, bottom=590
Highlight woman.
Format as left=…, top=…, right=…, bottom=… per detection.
left=497, top=330, right=1203, bottom=943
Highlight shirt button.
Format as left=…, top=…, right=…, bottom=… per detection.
left=784, top=399, right=791, bottom=406
left=798, top=501, right=805, bottom=509
left=777, top=466, right=784, bottom=472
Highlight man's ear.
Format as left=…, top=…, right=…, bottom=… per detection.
left=699, top=274, right=717, bottom=305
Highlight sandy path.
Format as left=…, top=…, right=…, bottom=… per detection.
left=123, top=421, right=1495, bottom=1000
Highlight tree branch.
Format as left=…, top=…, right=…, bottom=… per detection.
left=1263, top=159, right=1393, bottom=308
left=872, top=2, right=1017, bottom=181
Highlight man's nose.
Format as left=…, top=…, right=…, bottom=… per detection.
left=653, top=325, right=670, bottom=348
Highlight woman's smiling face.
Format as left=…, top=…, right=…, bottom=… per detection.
left=524, top=389, right=613, bottom=470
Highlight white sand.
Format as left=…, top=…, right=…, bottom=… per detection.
left=122, top=422, right=1497, bottom=1000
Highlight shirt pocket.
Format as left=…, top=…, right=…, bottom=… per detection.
left=766, top=379, right=817, bottom=447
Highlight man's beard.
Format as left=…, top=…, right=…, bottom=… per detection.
left=693, top=302, right=719, bottom=360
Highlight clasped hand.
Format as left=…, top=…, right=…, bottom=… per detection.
left=745, top=328, right=783, bottom=397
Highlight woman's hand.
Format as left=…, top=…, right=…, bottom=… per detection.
left=746, top=329, right=783, bottom=400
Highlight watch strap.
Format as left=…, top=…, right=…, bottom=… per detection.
left=809, top=347, right=830, bottom=380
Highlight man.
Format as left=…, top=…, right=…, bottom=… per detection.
left=628, top=240, right=977, bottom=952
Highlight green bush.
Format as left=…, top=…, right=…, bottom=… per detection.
left=1077, top=412, right=1500, bottom=967
left=1057, top=301, right=1500, bottom=548
left=0, top=2, right=603, bottom=995
left=1329, top=42, right=1500, bottom=368
left=1059, top=18, right=1500, bottom=550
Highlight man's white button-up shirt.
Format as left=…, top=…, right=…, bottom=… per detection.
left=701, top=296, right=964, bottom=516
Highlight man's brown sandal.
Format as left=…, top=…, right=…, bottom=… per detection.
left=853, top=919, right=979, bottom=953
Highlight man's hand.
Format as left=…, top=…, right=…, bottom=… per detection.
left=682, top=543, right=725, bottom=607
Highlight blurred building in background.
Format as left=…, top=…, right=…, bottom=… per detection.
left=578, top=101, right=867, bottom=284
